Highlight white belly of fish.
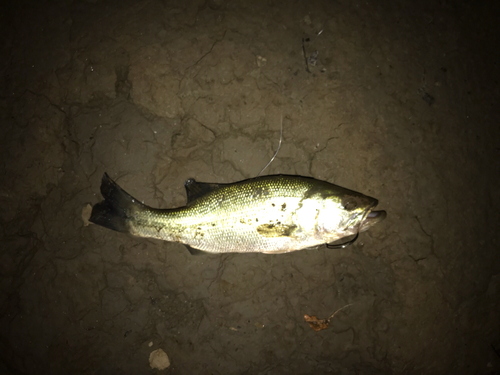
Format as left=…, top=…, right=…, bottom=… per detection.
left=131, top=197, right=337, bottom=254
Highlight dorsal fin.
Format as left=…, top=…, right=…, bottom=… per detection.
left=184, top=178, right=225, bottom=203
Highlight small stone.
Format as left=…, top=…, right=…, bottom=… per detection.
left=82, top=204, right=93, bottom=226
left=149, top=348, right=170, bottom=370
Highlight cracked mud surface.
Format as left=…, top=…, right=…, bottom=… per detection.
left=1, top=0, right=499, bottom=374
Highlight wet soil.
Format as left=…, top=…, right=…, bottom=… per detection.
left=1, top=0, right=499, bottom=374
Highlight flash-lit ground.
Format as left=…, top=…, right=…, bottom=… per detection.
left=1, top=0, right=499, bottom=373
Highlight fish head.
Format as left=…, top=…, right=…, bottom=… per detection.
left=317, top=186, right=386, bottom=240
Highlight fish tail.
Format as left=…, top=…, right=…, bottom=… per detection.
left=89, top=173, right=146, bottom=233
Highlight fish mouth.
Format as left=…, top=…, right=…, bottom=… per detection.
left=360, top=206, right=387, bottom=232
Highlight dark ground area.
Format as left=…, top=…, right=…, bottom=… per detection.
left=1, top=0, right=499, bottom=373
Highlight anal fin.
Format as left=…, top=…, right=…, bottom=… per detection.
left=185, top=245, right=210, bottom=256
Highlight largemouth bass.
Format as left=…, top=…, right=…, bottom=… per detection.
left=89, top=173, right=386, bottom=254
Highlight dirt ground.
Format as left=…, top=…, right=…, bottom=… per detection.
left=1, top=0, right=499, bottom=373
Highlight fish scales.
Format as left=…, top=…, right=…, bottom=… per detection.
left=89, top=173, right=386, bottom=254
left=132, top=176, right=320, bottom=253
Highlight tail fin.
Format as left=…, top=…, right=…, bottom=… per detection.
left=89, top=173, right=146, bottom=233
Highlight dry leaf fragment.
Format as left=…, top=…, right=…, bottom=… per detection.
left=304, top=304, right=352, bottom=332
left=303, top=314, right=330, bottom=331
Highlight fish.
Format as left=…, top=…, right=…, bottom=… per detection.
left=89, top=173, right=386, bottom=254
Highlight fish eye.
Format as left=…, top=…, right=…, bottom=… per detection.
left=342, top=198, right=357, bottom=211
